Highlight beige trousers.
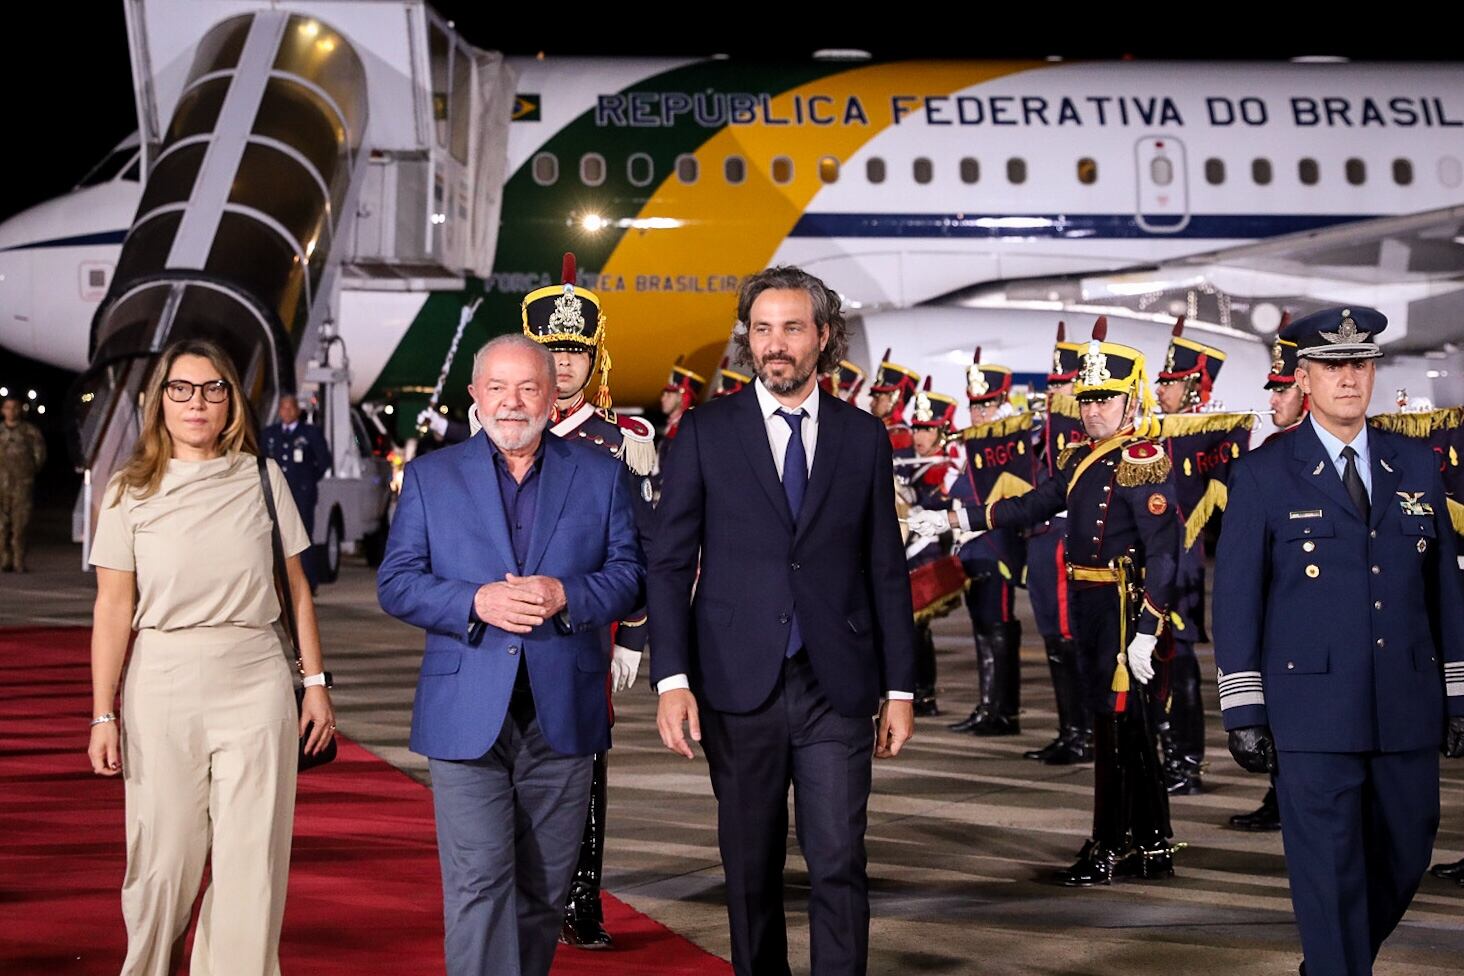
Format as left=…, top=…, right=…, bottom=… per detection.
left=118, top=625, right=298, bottom=976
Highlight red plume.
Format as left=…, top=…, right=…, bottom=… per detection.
left=973, top=346, right=982, bottom=364
left=1092, top=316, right=1108, bottom=341
left=1277, top=310, right=1293, bottom=334
left=561, top=252, right=576, bottom=285
left=1055, top=321, right=1065, bottom=342
left=674, top=354, right=684, bottom=366
left=880, top=347, right=891, bottom=364
left=922, top=376, right=932, bottom=390
left=1172, top=315, right=1185, bottom=337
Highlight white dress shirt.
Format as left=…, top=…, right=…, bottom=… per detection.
left=658, top=379, right=911, bottom=702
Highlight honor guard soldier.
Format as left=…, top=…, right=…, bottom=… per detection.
left=911, top=316, right=1182, bottom=884
left=1214, top=306, right=1464, bottom=974
left=519, top=253, right=657, bottom=950
left=902, top=380, right=964, bottom=716
left=1023, top=323, right=1093, bottom=764
left=1230, top=312, right=1302, bottom=833
left=830, top=359, right=866, bottom=403
left=1154, top=318, right=1232, bottom=795
left=868, top=349, right=920, bottom=458
left=709, top=358, right=752, bottom=399
left=659, top=356, right=706, bottom=440
left=261, top=393, right=332, bottom=590
left=943, top=348, right=1032, bottom=737
left=0, top=393, right=46, bottom=572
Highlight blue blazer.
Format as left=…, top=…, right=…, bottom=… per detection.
left=648, top=386, right=916, bottom=718
left=1213, top=419, right=1464, bottom=753
left=377, top=431, right=645, bottom=759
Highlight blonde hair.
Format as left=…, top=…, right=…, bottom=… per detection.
left=112, top=339, right=258, bottom=503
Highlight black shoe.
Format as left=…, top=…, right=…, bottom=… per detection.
left=1163, top=756, right=1205, bottom=795
left=1229, top=787, right=1282, bottom=832
left=1023, top=735, right=1066, bottom=761
left=1056, top=839, right=1122, bottom=887
left=559, top=912, right=613, bottom=949
left=1041, top=730, right=1093, bottom=765
left=914, top=695, right=941, bottom=718
left=1112, top=840, right=1177, bottom=881
left=947, top=707, right=986, bottom=732
left=967, top=712, right=1020, bottom=736
left=1431, top=855, right=1464, bottom=881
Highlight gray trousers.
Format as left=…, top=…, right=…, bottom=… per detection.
left=429, top=700, right=593, bottom=976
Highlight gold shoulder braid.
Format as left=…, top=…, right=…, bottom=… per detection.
left=1056, top=443, right=1085, bottom=470
left=1115, top=440, right=1172, bottom=487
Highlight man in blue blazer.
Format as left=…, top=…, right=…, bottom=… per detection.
left=650, top=266, right=916, bottom=976
left=378, top=333, right=645, bottom=976
left=1214, top=307, right=1464, bottom=976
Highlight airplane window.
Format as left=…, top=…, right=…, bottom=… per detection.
left=1204, top=158, right=1225, bottom=185
left=1299, top=158, right=1320, bottom=186
left=1392, top=158, right=1413, bottom=186
left=1150, top=156, right=1173, bottom=186
left=913, top=157, right=933, bottom=184
left=627, top=153, right=654, bottom=188
left=1077, top=157, right=1098, bottom=185
left=1007, top=157, right=1027, bottom=184
left=866, top=157, right=886, bottom=184
left=818, top=156, right=840, bottom=184
left=1439, top=156, right=1462, bottom=189
left=725, top=155, right=746, bottom=185
left=772, top=156, right=794, bottom=185
left=676, top=154, right=699, bottom=184
left=580, top=153, right=606, bottom=187
left=1252, top=158, right=1273, bottom=185
left=531, top=152, right=558, bottom=186
left=959, top=157, right=979, bottom=184
left=1345, top=158, right=1365, bottom=186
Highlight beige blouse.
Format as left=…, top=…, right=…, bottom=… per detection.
left=91, top=453, right=311, bottom=632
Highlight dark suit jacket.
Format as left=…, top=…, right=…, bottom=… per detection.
left=1214, top=419, right=1464, bottom=753
left=648, top=385, right=916, bottom=718
left=377, top=431, right=645, bottom=759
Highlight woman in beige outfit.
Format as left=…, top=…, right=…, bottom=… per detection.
left=86, top=339, right=336, bottom=976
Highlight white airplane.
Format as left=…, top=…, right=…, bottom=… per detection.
left=1, top=1, right=1460, bottom=428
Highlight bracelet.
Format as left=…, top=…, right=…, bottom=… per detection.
left=90, top=713, right=116, bottom=728
left=302, top=672, right=328, bottom=689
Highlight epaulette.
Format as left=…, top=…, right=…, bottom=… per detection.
left=1056, top=443, right=1085, bottom=470
left=1115, top=439, right=1172, bottom=487
left=615, top=414, right=656, bottom=476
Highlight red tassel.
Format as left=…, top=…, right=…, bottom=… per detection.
left=1092, top=316, right=1108, bottom=341
left=880, top=347, right=891, bottom=364
left=972, top=345, right=981, bottom=364
left=922, top=375, right=932, bottom=390
left=1278, top=310, right=1293, bottom=335
left=1055, top=321, right=1065, bottom=342
left=561, top=252, right=577, bottom=286
left=1172, top=315, right=1185, bottom=337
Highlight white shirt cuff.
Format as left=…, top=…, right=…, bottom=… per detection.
left=955, top=507, right=974, bottom=533
left=657, top=673, right=691, bottom=694
left=885, top=690, right=914, bottom=700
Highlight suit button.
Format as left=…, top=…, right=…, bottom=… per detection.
left=1286, top=661, right=1295, bottom=670
left=1369, top=530, right=1377, bottom=539
left=508, top=645, right=519, bottom=655
left=778, top=613, right=790, bottom=624
left=1096, top=519, right=1104, bottom=526
left=1302, top=541, right=1316, bottom=552
left=1374, top=600, right=1383, bottom=610
left=1099, top=502, right=1108, bottom=509
left=1376, top=638, right=1385, bottom=648
left=1371, top=565, right=1381, bottom=575
left=790, top=561, right=801, bottom=571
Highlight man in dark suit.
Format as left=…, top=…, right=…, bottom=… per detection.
left=261, top=393, right=331, bottom=589
left=1214, top=306, right=1464, bottom=975
left=649, top=266, right=916, bottom=976
left=377, top=333, right=645, bottom=976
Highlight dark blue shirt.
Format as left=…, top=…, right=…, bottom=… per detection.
left=488, top=435, right=546, bottom=573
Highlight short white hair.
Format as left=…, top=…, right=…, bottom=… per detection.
left=471, top=334, right=555, bottom=387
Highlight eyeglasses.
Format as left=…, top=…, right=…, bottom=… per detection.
left=164, top=379, right=230, bottom=403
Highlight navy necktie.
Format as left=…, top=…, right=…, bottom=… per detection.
left=778, top=409, right=807, bottom=657
left=1340, top=445, right=1369, bottom=521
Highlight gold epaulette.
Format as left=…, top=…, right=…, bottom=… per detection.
left=1368, top=406, right=1464, bottom=438
left=1158, top=412, right=1257, bottom=438
left=962, top=412, right=1034, bottom=441
left=1056, top=442, right=1086, bottom=470
left=1115, top=440, right=1172, bottom=487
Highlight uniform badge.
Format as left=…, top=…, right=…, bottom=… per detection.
left=1379, top=458, right=1394, bottom=473
left=1270, top=339, right=1285, bottom=375
left=1289, top=509, right=1322, bottom=519
left=1079, top=343, right=1111, bottom=387
left=1417, top=538, right=1428, bottom=553
left=913, top=391, right=934, bottom=423
left=966, top=367, right=989, bottom=400
left=1147, top=492, right=1167, bottom=515
left=641, top=478, right=654, bottom=503
left=1396, top=491, right=1433, bottom=516
left=1320, top=310, right=1371, bottom=346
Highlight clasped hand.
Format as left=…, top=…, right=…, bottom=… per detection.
left=474, top=574, right=567, bottom=634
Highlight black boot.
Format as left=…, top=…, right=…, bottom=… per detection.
left=560, top=753, right=612, bottom=949
left=1056, top=837, right=1125, bottom=887
left=1123, top=688, right=1177, bottom=881
left=948, top=631, right=996, bottom=732
left=914, top=624, right=940, bottom=717
left=969, top=624, right=1020, bottom=736
left=1058, top=717, right=1126, bottom=886
left=1024, top=637, right=1067, bottom=760
left=1229, top=784, right=1282, bottom=832
left=1029, top=638, right=1091, bottom=763
left=1162, top=652, right=1206, bottom=795
left=1430, top=854, right=1464, bottom=881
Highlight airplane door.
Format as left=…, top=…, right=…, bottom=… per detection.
left=1134, top=136, right=1189, bottom=233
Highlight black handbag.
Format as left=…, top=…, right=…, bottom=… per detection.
left=257, top=456, right=338, bottom=771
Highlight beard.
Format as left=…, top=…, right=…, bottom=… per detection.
left=484, top=408, right=548, bottom=451
left=754, top=350, right=818, bottom=396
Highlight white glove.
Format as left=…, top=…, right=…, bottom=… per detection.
left=610, top=645, right=642, bottom=694
left=905, top=508, right=951, bottom=538
left=1126, top=634, right=1158, bottom=685
left=416, top=408, right=449, bottom=438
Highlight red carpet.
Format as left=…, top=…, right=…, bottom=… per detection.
left=0, top=627, right=730, bottom=975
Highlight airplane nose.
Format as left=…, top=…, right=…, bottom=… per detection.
left=0, top=245, right=35, bottom=360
